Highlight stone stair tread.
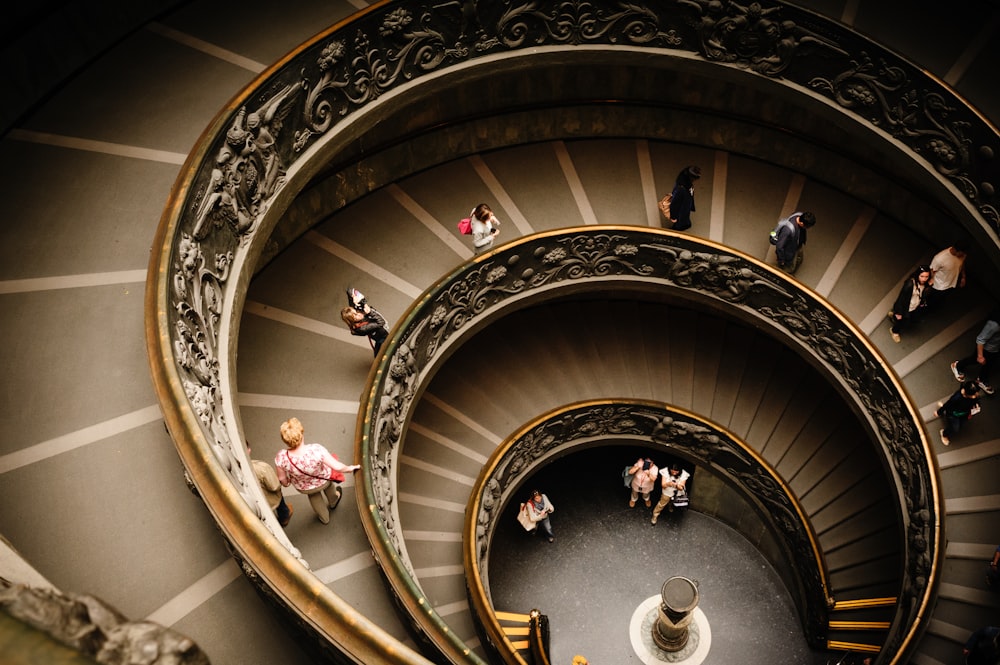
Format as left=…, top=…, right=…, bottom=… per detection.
left=945, top=541, right=998, bottom=560
left=937, top=582, right=1000, bottom=608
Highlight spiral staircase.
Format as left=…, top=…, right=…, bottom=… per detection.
left=2, top=2, right=1000, bottom=665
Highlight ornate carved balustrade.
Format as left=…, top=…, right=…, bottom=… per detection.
left=358, top=228, right=938, bottom=664
left=143, top=1, right=985, bottom=663
left=464, top=400, right=832, bottom=663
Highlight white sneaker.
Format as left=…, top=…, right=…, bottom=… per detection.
left=939, top=429, right=950, bottom=446
left=950, top=361, right=965, bottom=381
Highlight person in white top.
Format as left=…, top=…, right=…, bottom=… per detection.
left=469, top=202, right=500, bottom=253
left=929, top=244, right=967, bottom=308
left=651, top=463, right=690, bottom=525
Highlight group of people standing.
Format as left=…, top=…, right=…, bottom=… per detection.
left=878, top=243, right=996, bottom=447
left=626, top=457, right=690, bottom=525
left=514, top=456, right=693, bottom=542
left=937, top=305, right=999, bottom=446
left=887, top=244, right=968, bottom=343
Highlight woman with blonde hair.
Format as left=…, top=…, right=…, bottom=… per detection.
left=274, top=417, right=360, bottom=524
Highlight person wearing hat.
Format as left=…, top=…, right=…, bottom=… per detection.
left=666, top=165, right=702, bottom=231
left=887, top=265, right=933, bottom=343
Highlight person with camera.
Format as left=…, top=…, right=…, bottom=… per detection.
left=628, top=457, right=659, bottom=508
left=517, top=489, right=555, bottom=542
left=651, top=462, right=690, bottom=525
left=342, top=287, right=389, bottom=356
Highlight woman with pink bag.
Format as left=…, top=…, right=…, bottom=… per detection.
left=275, top=417, right=360, bottom=524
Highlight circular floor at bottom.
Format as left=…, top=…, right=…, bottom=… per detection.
left=488, top=448, right=832, bottom=665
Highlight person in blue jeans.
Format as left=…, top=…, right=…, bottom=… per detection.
left=937, top=380, right=981, bottom=446
left=951, top=307, right=1000, bottom=395
left=519, top=490, right=555, bottom=542
left=249, top=444, right=293, bottom=527
left=963, top=625, right=1000, bottom=664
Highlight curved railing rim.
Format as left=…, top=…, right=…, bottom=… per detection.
left=464, top=398, right=836, bottom=663
left=357, top=226, right=941, bottom=665
left=142, top=1, right=994, bottom=662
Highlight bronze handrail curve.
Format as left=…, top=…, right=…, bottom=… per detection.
left=357, top=226, right=941, bottom=665
left=463, top=399, right=835, bottom=663
left=140, top=1, right=995, bottom=662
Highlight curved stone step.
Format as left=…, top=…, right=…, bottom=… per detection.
left=399, top=301, right=899, bottom=626
left=238, top=134, right=988, bottom=659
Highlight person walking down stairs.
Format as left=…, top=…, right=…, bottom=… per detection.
left=936, top=381, right=982, bottom=446
left=950, top=307, right=1000, bottom=395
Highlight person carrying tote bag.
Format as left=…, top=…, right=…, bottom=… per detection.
left=517, top=490, right=555, bottom=542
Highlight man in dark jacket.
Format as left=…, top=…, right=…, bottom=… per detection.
left=963, top=625, right=1000, bottom=664
left=772, top=211, right=816, bottom=274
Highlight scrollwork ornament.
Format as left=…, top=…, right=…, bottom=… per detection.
left=810, top=51, right=980, bottom=203
left=498, top=0, right=659, bottom=47
left=527, top=233, right=654, bottom=287
left=682, top=0, right=846, bottom=76
left=645, top=243, right=790, bottom=303
left=474, top=402, right=829, bottom=643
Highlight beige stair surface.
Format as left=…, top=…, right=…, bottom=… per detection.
left=1, top=2, right=1000, bottom=664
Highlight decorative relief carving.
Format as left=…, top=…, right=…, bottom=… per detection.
left=808, top=51, right=997, bottom=223
left=360, top=229, right=932, bottom=661
left=192, top=83, right=301, bottom=245
left=472, top=403, right=828, bottom=641
left=170, top=233, right=302, bottom=559
left=680, top=0, right=846, bottom=75
left=151, top=0, right=988, bottom=656
left=496, top=1, right=659, bottom=47
left=0, top=581, right=210, bottom=665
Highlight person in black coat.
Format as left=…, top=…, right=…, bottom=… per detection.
left=963, top=625, right=1000, bottom=665
left=667, top=165, right=702, bottom=231
left=343, top=288, right=389, bottom=356
left=888, top=265, right=933, bottom=343
left=937, top=380, right=981, bottom=446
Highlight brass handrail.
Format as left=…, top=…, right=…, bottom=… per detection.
left=357, top=227, right=941, bottom=665
left=463, top=399, right=834, bottom=661
left=141, top=1, right=1000, bottom=662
